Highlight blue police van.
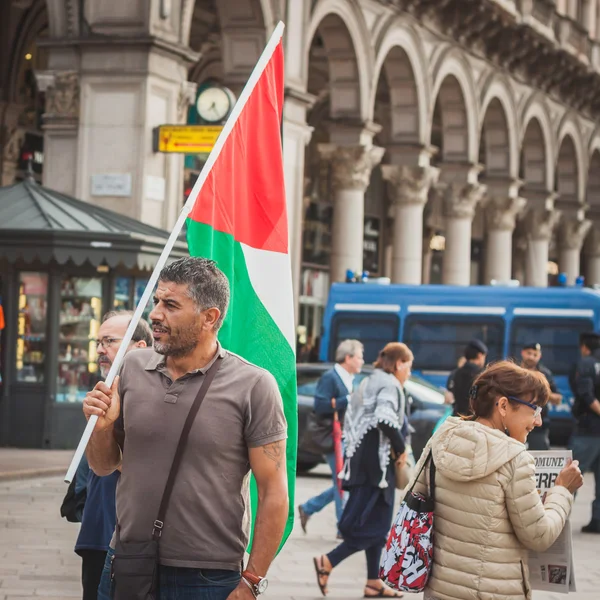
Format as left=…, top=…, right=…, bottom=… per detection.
left=319, top=283, right=600, bottom=444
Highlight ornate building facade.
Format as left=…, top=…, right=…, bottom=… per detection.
left=2, top=0, right=600, bottom=340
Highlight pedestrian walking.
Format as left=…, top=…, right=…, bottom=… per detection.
left=74, top=310, right=152, bottom=600
left=446, top=339, right=487, bottom=417
left=83, top=257, right=288, bottom=600
left=519, top=342, right=562, bottom=451
left=312, top=342, right=412, bottom=598
left=411, top=361, right=582, bottom=600
left=569, top=331, right=600, bottom=534
left=298, top=339, right=364, bottom=535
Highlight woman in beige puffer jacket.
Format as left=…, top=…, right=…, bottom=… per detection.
left=411, top=361, right=583, bottom=600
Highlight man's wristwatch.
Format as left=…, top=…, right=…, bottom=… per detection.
left=242, top=570, right=268, bottom=597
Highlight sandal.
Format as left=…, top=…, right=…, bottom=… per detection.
left=364, top=583, right=404, bottom=597
left=313, top=555, right=331, bottom=596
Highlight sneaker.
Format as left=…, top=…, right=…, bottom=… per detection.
left=298, top=505, right=310, bottom=534
left=582, top=519, right=600, bottom=534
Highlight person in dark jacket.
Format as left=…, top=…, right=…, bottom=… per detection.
left=520, top=342, right=562, bottom=450
left=74, top=310, right=152, bottom=599
left=447, top=340, right=488, bottom=417
left=569, top=331, right=600, bottom=533
left=312, top=342, right=412, bottom=598
left=298, top=339, right=364, bottom=535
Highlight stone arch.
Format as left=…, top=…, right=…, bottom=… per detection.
left=520, top=97, right=555, bottom=192
left=479, top=77, right=519, bottom=178
left=370, top=20, right=429, bottom=145
left=520, top=118, right=549, bottom=193
left=182, top=0, right=272, bottom=90
left=305, top=0, right=372, bottom=121
left=556, top=134, right=581, bottom=206
left=556, top=114, right=587, bottom=204
left=181, top=0, right=273, bottom=46
left=7, top=0, right=48, bottom=102
left=430, top=50, right=478, bottom=163
left=586, top=150, right=600, bottom=209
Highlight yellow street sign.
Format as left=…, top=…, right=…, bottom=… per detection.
left=154, top=125, right=223, bottom=154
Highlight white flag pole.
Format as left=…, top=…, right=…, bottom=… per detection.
left=65, top=20, right=286, bottom=483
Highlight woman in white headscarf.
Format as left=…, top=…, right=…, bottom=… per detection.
left=312, top=342, right=413, bottom=598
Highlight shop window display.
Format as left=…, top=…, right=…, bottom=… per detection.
left=56, top=277, right=102, bottom=402
left=16, top=272, right=48, bottom=383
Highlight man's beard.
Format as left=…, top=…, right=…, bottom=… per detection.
left=98, top=359, right=111, bottom=379
left=153, top=322, right=202, bottom=358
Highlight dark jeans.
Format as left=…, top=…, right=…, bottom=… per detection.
left=327, top=540, right=384, bottom=580
left=97, top=548, right=241, bottom=600
left=80, top=549, right=108, bottom=600
left=570, top=434, right=600, bottom=521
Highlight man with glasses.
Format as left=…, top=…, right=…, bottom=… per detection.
left=74, top=310, right=152, bottom=599
left=520, top=342, right=562, bottom=451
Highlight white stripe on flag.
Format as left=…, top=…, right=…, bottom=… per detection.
left=241, top=243, right=296, bottom=351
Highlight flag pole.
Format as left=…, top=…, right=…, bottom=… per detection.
left=65, top=20, right=286, bottom=483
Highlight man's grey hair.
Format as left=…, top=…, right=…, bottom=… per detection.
left=158, top=257, right=230, bottom=331
left=335, top=339, right=364, bottom=363
left=102, top=310, right=153, bottom=346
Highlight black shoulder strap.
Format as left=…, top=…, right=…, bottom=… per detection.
left=151, top=355, right=223, bottom=540
left=407, top=447, right=436, bottom=502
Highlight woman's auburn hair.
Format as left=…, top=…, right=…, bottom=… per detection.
left=374, top=342, right=414, bottom=374
left=469, top=360, right=551, bottom=419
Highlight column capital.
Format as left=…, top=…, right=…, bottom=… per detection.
left=318, top=144, right=385, bottom=192
left=36, top=70, right=80, bottom=129
left=558, top=218, right=592, bottom=251
left=437, top=182, right=487, bottom=219
left=381, top=165, right=440, bottom=207
left=524, top=208, right=561, bottom=242
left=484, top=196, right=527, bottom=231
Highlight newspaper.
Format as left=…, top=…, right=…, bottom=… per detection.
left=528, top=450, right=576, bottom=594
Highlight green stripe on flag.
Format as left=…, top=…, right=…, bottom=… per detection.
left=187, top=219, right=297, bottom=549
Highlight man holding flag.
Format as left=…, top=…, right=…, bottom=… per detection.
left=78, top=21, right=296, bottom=600
left=85, top=257, right=288, bottom=600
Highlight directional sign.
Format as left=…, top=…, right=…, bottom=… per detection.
left=154, top=125, right=223, bottom=154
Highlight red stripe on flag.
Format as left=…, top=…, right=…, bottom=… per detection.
left=188, top=41, right=288, bottom=254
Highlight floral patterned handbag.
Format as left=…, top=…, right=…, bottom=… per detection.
left=380, top=450, right=436, bottom=592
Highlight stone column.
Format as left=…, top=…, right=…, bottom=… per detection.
left=584, top=225, right=600, bottom=286
left=523, top=208, right=561, bottom=287
left=483, top=196, right=526, bottom=284
left=35, top=71, right=80, bottom=196
left=319, top=144, right=385, bottom=282
left=283, top=88, right=314, bottom=323
left=558, top=219, right=592, bottom=284
left=381, top=165, right=439, bottom=284
left=439, top=182, right=487, bottom=285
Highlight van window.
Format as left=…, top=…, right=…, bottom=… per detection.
left=329, top=313, right=400, bottom=362
left=405, top=316, right=504, bottom=371
left=509, top=318, right=593, bottom=376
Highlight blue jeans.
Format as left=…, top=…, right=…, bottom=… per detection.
left=301, top=452, right=345, bottom=523
left=97, top=548, right=241, bottom=600
left=570, top=434, right=600, bottom=521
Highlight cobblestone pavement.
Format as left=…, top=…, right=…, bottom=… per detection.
left=0, top=469, right=597, bottom=599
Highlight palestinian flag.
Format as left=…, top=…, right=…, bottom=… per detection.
left=185, top=23, right=297, bottom=547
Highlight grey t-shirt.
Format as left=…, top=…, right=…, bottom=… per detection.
left=112, top=344, right=287, bottom=570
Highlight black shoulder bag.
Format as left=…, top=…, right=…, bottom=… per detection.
left=111, top=356, right=223, bottom=600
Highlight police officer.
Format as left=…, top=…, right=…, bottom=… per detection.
left=447, top=339, right=488, bottom=417
left=520, top=342, right=562, bottom=451
left=570, top=331, right=600, bottom=533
